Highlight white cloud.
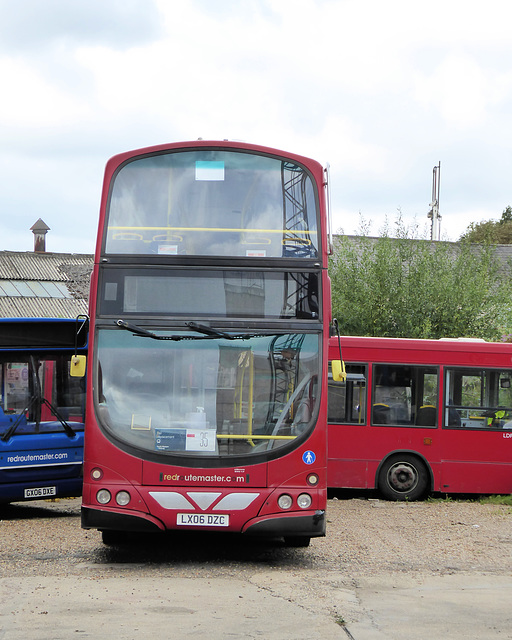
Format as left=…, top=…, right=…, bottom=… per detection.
left=0, top=0, right=163, bottom=52
left=414, top=54, right=512, bottom=128
left=0, top=58, right=92, bottom=129
left=1, top=0, right=512, bottom=253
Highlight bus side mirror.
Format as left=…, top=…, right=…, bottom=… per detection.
left=331, top=360, right=346, bottom=382
left=70, top=355, right=87, bottom=378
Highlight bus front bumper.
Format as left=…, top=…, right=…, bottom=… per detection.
left=81, top=505, right=326, bottom=538
left=81, top=506, right=164, bottom=533
left=243, top=509, right=326, bottom=538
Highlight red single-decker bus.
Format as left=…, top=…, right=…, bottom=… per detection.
left=328, top=335, right=512, bottom=500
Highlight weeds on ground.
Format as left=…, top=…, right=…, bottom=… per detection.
left=478, top=494, right=512, bottom=506
left=427, top=494, right=512, bottom=506
left=333, top=614, right=346, bottom=626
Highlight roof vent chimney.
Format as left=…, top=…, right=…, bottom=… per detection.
left=30, top=218, right=50, bottom=252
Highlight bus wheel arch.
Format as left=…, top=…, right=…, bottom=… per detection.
left=377, top=452, right=432, bottom=501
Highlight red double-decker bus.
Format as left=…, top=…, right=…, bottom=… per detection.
left=328, top=335, right=512, bottom=500
left=81, top=140, right=333, bottom=545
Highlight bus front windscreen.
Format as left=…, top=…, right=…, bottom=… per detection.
left=104, top=149, right=319, bottom=259
left=95, top=329, right=320, bottom=459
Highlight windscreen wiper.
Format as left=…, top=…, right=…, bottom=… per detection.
left=116, top=319, right=164, bottom=339
left=117, top=319, right=241, bottom=341
left=117, top=319, right=191, bottom=340
left=186, top=324, right=275, bottom=341
left=1, top=395, right=76, bottom=442
left=185, top=322, right=234, bottom=339
left=116, top=319, right=269, bottom=342
left=185, top=322, right=278, bottom=341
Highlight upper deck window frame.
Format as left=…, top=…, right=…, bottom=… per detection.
left=102, top=147, right=321, bottom=261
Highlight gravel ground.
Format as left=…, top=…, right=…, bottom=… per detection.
left=318, top=495, right=512, bottom=577
left=1, top=495, right=511, bottom=639
left=1, top=495, right=510, bottom=578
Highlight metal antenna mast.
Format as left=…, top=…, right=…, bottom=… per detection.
left=427, top=162, right=441, bottom=240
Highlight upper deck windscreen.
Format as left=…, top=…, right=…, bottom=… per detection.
left=104, top=149, right=319, bottom=259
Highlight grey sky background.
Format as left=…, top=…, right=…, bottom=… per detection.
left=1, top=0, right=511, bottom=253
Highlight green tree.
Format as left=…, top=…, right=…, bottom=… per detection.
left=330, top=216, right=512, bottom=340
left=501, top=205, right=512, bottom=223
left=460, top=206, right=512, bottom=243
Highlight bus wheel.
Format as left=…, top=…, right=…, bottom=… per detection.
left=284, top=536, right=311, bottom=548
left=101, top=530, right=126, bottom=545
left=378, top=454, right=429, bottom=501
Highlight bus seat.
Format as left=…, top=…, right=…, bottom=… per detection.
left=372, top=403, right=391, bottom=424
left=107, top=239, right=148, bottom=254
left=0, top=404, right=7, bottom=427
left=150, top=234, right=185, bottom=255
left=415, top=405, right=436, bottom=426
left=293, top=398, right=312, bottom=427
left=241, top=235, right=271, bottom=245
left=447, top=404, right=461, bottom=426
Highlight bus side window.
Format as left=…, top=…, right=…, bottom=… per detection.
left=372, top=364, right=438, bottom=426
left=444, top=367, right=512, bottom=429
left=328, top=364, right=366, bottom=424
left=328, top=379, right=346, bottom=423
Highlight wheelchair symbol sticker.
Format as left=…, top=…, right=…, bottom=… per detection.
left=302, top=450, right=316, bottom=465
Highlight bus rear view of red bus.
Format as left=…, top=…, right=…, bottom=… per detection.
left=82, top=141, right=332, bottom=545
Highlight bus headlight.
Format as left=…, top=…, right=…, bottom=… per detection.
left=115, top=491, right=131, bottom=506
left=91, top=468, right=103, bottom=480
left=297, top=493, right=312, bottom=509
left=96, top=489, right=111, bottom=505
left=277, top=494, right=293, bottom=510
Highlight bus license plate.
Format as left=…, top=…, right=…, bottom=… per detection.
left=24, top=486, right=57, bottom=498
left=176, top=513, right=229, bottom=527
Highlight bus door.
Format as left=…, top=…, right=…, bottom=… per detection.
left=327, top=364, right=368, bottom=487
left=366, top=363, right=441, bottom=498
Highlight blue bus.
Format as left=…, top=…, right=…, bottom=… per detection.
left=0, top=317, right=87, bottom=504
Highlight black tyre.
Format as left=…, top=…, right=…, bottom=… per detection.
left=283, top=536, right=311, bottom=548
left=101, top=529, right=126, bottom=545
left=378, top=454, right=429, bottom=501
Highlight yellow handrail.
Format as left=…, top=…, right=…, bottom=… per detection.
left=216, top=434, right=296, bottom=440
left=109, top=225, right=317, bottom=236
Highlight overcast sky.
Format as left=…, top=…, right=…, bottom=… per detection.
left=1, top=0, right=511, bottom=254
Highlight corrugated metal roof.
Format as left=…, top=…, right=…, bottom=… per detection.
left=0, top=251, right=93, bottom=281
left=0, top=296, right=88, bottom=318
left=0, top=251, right=93, bottom=319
